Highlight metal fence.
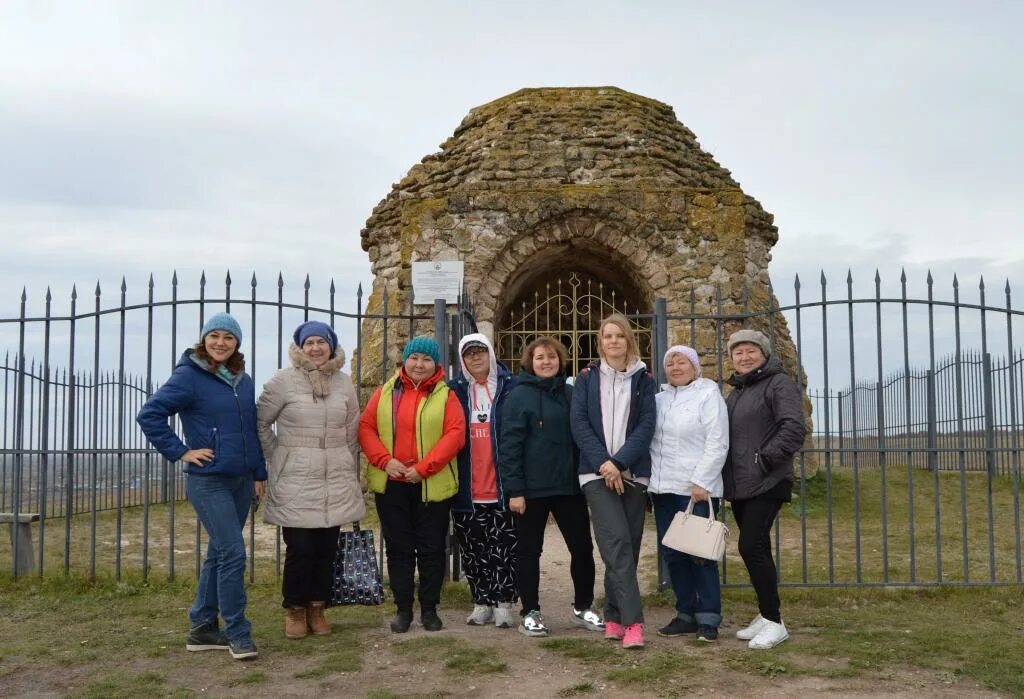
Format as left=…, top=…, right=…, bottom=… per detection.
left=2, top=268, right=1023, bottom=588
left=0, top=272, right=440, bottom=580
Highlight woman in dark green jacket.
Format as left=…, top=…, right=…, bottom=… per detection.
left=498, top=337, right=603, bottom=638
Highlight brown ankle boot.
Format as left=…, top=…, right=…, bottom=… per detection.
left=307, top=602, right=331, bottom=636
left=285, top=606, right=308, bottom=639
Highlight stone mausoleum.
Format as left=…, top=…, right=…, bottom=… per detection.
left=359, top=86, right=800, bottom=383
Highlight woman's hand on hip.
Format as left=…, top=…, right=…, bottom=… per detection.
left=508, top=496, right=526, bottom=514
left=182, top=448, right=214, bottom=466
left=691, top=485, right=710, bottom=502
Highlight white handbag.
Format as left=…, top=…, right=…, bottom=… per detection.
left=661, top=498, right=729, bottom=561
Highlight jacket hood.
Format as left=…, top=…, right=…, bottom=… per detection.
left=517, top=368, right=567, bottom=392
left=598, top=357, right=648, bottom=378
left=398, top=364, right=446, bottom=391
left=457, top=333, right=499, bottom=393
left=288, top=342, right=346, bottom=372
left=727, top=353, right=785, bottom=387
left=660, top=376, right=718, bottom=394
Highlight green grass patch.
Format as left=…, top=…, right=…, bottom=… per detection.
left=556, top=682, right=595, bottom=697
left=226, top=670, right=266, bottom=686
left=69, top=670, right=176, bottom=699
left=605, top=650, right=701, bottom=687
left=393, top=635, right=505, bottom=674
left=539, top=637, right=617, bottom=662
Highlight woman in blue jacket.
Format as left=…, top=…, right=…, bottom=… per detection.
left=137, top=312, right=267, bottom=661
left=571, top=313, right=657, bottom=649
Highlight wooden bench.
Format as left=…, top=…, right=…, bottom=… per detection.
left=0, top=512, right=39, bottom=575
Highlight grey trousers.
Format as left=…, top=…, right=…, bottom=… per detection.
left=582, top=479, right=647, bottom=626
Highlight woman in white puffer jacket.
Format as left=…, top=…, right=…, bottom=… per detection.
left=648, top=345, right=729, bottom=643
left=257, top=321, right=365, bottom=640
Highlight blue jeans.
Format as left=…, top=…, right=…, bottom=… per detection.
left=651, top=493, right=723, bottom=628
left=186, top=474, right=253, bottom=641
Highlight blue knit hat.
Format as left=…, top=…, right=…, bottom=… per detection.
left=201, top=312, right=243, bottom=344
left=402, top=336, right=440, bottom=364
left=293, top=320, right=338, bottom=358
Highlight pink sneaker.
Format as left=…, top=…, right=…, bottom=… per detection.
left=604, top=621, right=625, bottom=640
left=622, top=623, right=645, bottom=649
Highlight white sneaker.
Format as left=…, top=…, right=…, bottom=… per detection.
left=748, top=619, right=789, bottom=649
left=494, top=603, right=516, bottom=629
left=466, top=604, right=494, bottom=626
left=735, top=614, right=767, bottom=640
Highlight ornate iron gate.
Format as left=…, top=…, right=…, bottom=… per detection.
left=495, top=271, right=652, bottom=375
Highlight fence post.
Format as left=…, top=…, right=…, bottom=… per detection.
left=434, top=299, right=448, bottom=372
left=926, top=368, right=938, bottom=472
left=654, top=298, right=668, bottom=386
left=983, top=353, right=996, bottom=476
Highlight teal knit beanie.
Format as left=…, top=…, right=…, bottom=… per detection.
left=201, top=312, right=243, bottom=344
left=402, top=336, right=441, bottom=364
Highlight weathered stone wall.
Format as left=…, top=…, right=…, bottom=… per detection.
left=358, top=87, right=803, bottom=395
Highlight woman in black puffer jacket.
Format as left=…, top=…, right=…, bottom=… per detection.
left=497, top=337, right=602, bottom=639
left=724, top=329, right=806, bottom=651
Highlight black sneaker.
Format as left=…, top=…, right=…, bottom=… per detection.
left=421, top=607, right=443, bottom=632
left=390, top=608, right=413, bottom=633
left=185, top=621, right=229, bottom=651
left=228, top=637, right=259, bottom=660
left=657, top=617, right=699, bottom=637
left=696, top=625, right=719, bottom=642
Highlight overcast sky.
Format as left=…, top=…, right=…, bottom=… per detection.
left=1, top=1, right=1021, bottom=385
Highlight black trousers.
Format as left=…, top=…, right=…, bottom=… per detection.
left=514, top=493, right=595, bottom=614
left=375, top=481, right=453, bottom=611
left=281, top=525, right=341, bottom=608
left=731, top=494, right=785, bottom=623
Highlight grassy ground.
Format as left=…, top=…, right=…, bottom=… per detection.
left=0, top=575, right=1020, bottom=697
left=1, top=469, right=1023, bottom=696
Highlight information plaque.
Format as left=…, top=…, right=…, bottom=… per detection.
left=411, top=260, right=464, bottom=304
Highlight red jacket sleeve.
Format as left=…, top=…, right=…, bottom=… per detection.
left=358, top=387, right=391, bottom=470
left=415, top=391, right=467, bottom=478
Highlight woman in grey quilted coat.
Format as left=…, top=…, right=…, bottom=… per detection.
left=257, top=321, right=365, bottom=639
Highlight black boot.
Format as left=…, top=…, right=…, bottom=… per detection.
left=420, top=606, right=443, bottom=632
left=390, top=607, right=413, bottom=634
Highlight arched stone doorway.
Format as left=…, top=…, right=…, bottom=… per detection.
left=495, top=245, right=652, bottom=375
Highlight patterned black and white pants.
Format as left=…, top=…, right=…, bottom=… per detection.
left=453, top=502, right=518, bottom=606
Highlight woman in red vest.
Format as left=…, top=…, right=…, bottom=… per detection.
left=358, top=336, right=466, bottom=633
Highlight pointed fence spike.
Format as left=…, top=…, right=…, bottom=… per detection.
left=172, top=270, right=178, bottom=284
left=820, top=271, right=827, bottom=285
left=46, top=286, right=52, bottom=301
left=846, top=269, right=853, bottom=284
left=304, top=274, right=311, bottom=290
left=330, top=279, right=336, bottom=293
left=225, top=270, right=232, bottom=284
left=900, top=267, right=907, bottom=283
left=874, top=269, right=881, bottom=284
left=251, top=272, right=257, bottom=287
left=278, top=272, right=284, bottom=287
left=200, top=271, right=207, bottom=285
left=71, top=285, right=78, bottom=300
left=121, top=277, right=127, bottom=292
left=979, top=275, right=985, bottom=291
left=148, top=274, right=154, bottom=288
left=95, top=281, right=101, bottom=296
left=794, top=274, right=801, bottom=289
left=953, top=274, right=959, bottom=288
left=1005, top=279, right=1011, bottom=294
left=357, top=282, right=363, bottom=296
left=926, top=270, right=933, bottom=284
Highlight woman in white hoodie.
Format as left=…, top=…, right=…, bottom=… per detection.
left=570, top=314, right=657, bottom=649
left=648, top=345, right=729, bottom=642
